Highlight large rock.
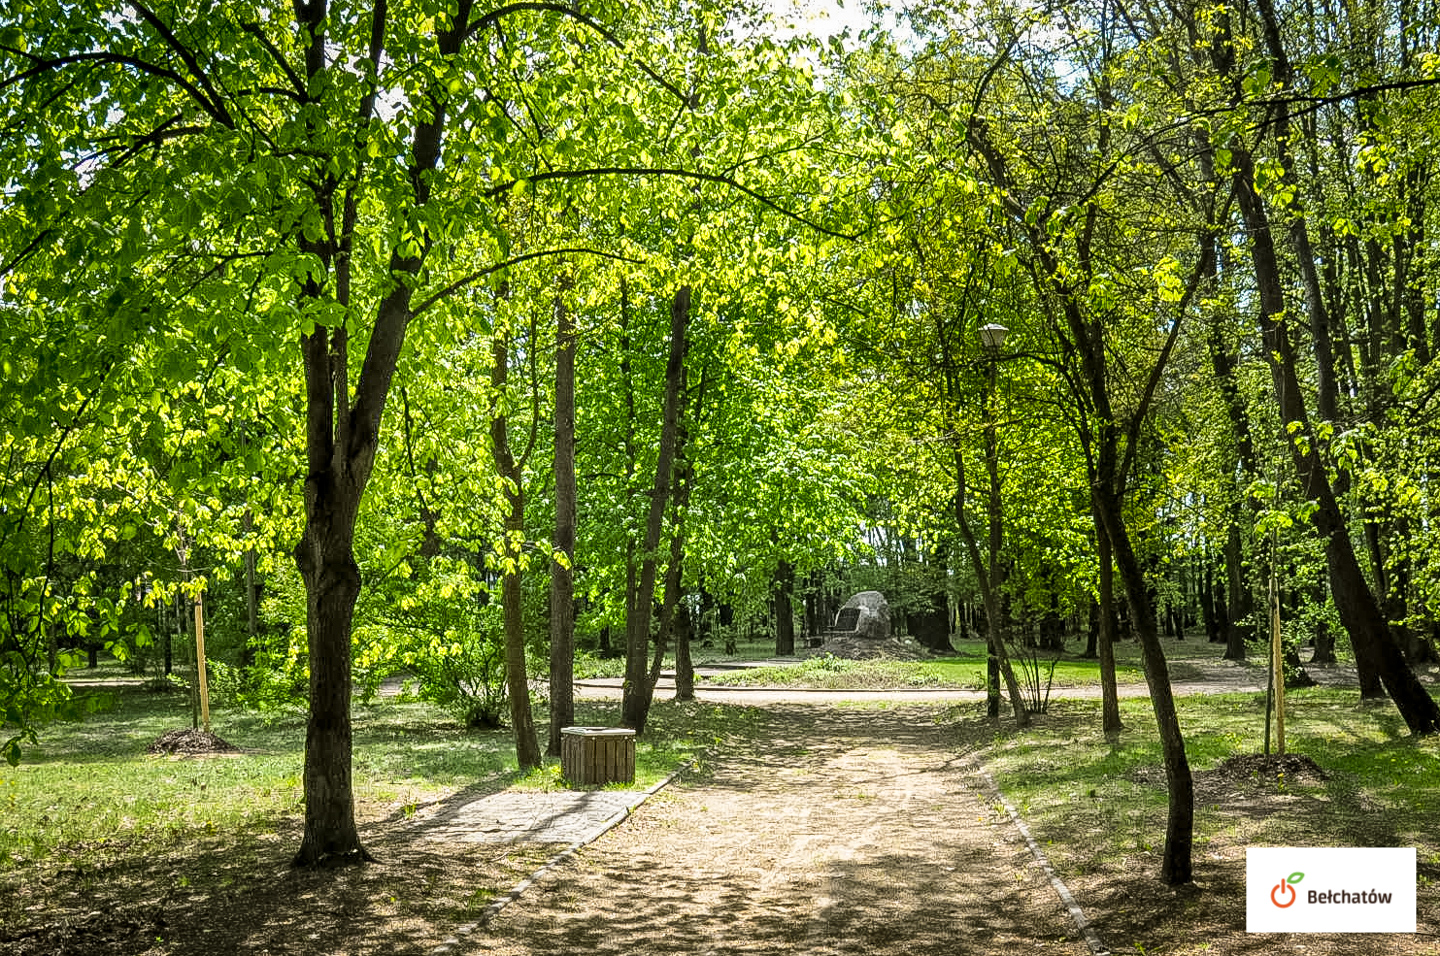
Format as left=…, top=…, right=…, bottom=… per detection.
left=805, top=590, right=933, bottom=660
left=834, top=591, right=891, bottom=640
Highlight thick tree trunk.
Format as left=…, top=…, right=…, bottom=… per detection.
left=547, top=277, right=577, bottom=757
left=622, top=285, right=690, bottom=732
left=293, top=491, right=370, bottom=866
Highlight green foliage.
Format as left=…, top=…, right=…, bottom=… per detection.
left=349, top=553, right=519, bottom=730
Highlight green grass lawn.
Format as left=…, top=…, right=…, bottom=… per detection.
left=982, top=687, right=1440, bottom=869
left=700, top=640, right=1147, bottom=690
left=3, top=659, right=1436, bottom=955
left=0, top=683, right=724, bottom=871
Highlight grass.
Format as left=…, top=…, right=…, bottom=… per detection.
left=700, top=641, right=1147, bottom=690
left=981, top=687, right=1440, bottom=873
left=5, top=651, right=1435, bottom=954
left=969, top=683, right=1440, bottom=952
left=0, top=682, right=728, bottom=872
left=0, top=680, right=774, bottom=955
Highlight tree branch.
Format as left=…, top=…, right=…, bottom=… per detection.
left=411, top=246, right=643, bottom=318
left=466, top=2, right=686, bottom=103
left=241, top=22, right=307, bottom=99
left=126, top=0, right=236, bottom=127
left=485, top=166, right=864, bottom=240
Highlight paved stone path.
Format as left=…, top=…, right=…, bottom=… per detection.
left=410, top=789, right=650, bottom=845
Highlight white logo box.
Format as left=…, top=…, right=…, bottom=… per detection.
left=1246, top=847, right=1416, bottom=933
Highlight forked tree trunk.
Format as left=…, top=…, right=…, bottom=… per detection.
left=491, top=333, right=541, bottom=770
left=288, top=0, right=470, bottom=867
left=622, top=285, right=690, bottom=732
left=548, top=275, right=577, bottom=757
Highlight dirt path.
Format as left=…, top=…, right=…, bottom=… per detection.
left=478, top=706, right=1092, bottom=956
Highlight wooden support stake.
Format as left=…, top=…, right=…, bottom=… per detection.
left=1269, top=571, right=1285, bottom=756
left=194, top=589, right=211, bottom=734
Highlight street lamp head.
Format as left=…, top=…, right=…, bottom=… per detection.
left=979, top=323, right=1008, bottom=352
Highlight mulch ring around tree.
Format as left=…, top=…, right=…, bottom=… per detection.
left=1210, top=752, right=1330, bottom=786
left=147, top=728, right=243, bottom=756
left=1127, top=752, right=1330, bottom=791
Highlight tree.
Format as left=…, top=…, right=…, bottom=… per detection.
left=4, top=0, right=860, bottom=863
left=1198, top=0, right=1440, bottom=733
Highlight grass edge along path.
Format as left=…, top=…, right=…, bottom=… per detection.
left=979, top=688, right=1440, bottom=955
left=968, top=759, right=1113, bottom=956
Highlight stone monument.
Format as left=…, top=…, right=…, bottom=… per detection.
left=808, top=590, right=929, bottom=660
left=834, top=590, right=891, bottom=639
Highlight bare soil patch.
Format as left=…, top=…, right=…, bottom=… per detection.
left=147, top=728, right=243, bottom=756
left=1210, top=752, right=1330, bottom=786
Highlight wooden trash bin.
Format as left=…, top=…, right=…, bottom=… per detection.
left=560, top=726, right=636, bottom=786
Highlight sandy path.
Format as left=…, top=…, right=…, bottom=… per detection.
left=479, top=706, right=1092, bottom=955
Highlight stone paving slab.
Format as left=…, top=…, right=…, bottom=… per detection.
left=417, top=789, right=648, bottom=845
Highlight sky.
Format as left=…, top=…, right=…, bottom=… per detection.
left=763, top=0, right=896, bottom=42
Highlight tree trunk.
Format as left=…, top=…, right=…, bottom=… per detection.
left=1231, top=145, right=1438, bottom=733
left=674, top=601, right=695, bottom=700
left=622, top=285, right=690, bottom=732
left=243, top=507, right=258, bottom=667
left=1199, top=557, right=1219, bottom=643
left=293, top=483, right=370, bottom=866
left=1222, top=522, right=1249, bottom=661
left=952, top=447, right=1028, bottom=728
left=1094, top=509, right=1124, bottom=739
left=286, top=0, right=470, bottom=866
left=649, top=432, right=695, bottom=695
left=774, top=560, right=796, bottom=656
left=911, top=541, right=954, bottom=652
left=547, top=276, right=577, bottom=757
left=491, top=333, right=541, bottom=770
left=1096, top=486, right=1193, bottom=884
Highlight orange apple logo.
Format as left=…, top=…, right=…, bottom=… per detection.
left=1272, top=872, right=1304, bottom=907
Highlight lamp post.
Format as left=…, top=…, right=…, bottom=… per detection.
left=980, top=323, right=1007, bottom=718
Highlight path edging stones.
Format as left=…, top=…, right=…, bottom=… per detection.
left=968, top=761, right=1110, bottom=956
